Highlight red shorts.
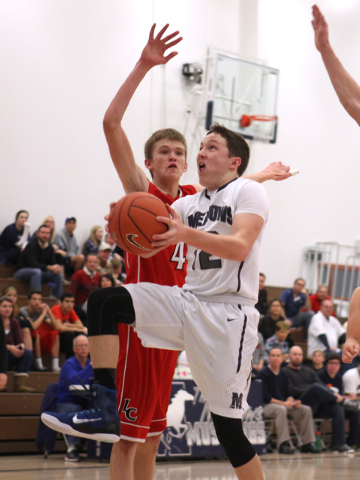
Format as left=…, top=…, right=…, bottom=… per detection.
left=39, top=325, right=59, bottom=355
left=116, top=324, right=178, bottom=442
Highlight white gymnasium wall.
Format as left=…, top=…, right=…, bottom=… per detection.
left=0, top=0, right=359, bottom=288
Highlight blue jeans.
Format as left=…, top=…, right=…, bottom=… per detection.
left=8, top=348, right=33, bottom=374
left=57, top=402, right=83, bottom=448
left=14, top=268, right=62, bottom=298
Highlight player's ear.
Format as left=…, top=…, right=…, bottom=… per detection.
left=230, top=157, right=241, bottom=171
left=144, top=158, right=153, bottom=172
left=183, top=161, right=188, bottom=173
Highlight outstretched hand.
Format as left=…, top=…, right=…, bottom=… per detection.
left=311, top=4, right=330, bottom=52
left=140, top=24, right=183, bottom=68
left=264, top=162, right=291, bottom=181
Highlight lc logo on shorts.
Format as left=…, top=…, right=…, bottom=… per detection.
left=122, top=399, right=138, bottom=421
left=230, top=392, right=243, bottom=410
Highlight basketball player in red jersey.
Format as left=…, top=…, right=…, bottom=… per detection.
left=42, top=24, right=291, bottom=480
left=102, top=24, right=291, bottom=480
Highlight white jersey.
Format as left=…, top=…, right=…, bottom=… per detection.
left=172, top=177, right=269, bottom=306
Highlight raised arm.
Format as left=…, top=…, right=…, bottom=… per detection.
left=312, top=4, right=360, bottom=126
left=103, top=24, right=182, bottom=193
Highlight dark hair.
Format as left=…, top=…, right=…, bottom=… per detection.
left=259, top=272, right=266, bottom=279
left=270, top=298, right=282, bottom=307
left=27, top=290, right=42, bottom=300
left=294, top=277, right=305, bottom=285
left=144, top=128, right=187, bottom=162
left=60, top=292, right=75, bottom=302
left=325, top=353, right=341, bottom=364
left=15, top=210, right=29, bottom=221
left=37, top=224, right=51, bottom=232
left=206, top=124, right=250, bottom=177
left=85, top=253, right=98, bottom=262
left=100, top=274, right=116, bottom=288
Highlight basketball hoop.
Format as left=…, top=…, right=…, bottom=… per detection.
left=240, top=115, right=278, bottom=128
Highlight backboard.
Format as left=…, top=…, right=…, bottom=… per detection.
left=204, top=50, right=279, bottom=143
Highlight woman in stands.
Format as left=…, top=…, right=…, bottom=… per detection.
left=82, top=226, right=103, bottom=256
left=99, top=273, right=116, bottom=288
left=1, top=286, right=34, bottom=353
left=1, top=296, right=34, bottom=392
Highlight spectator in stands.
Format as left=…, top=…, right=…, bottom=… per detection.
left=0, top=210, right=30, bottom=266
left=53, top=218, right=84, bottom=276
left=56, top=334, right=93, bottom=462
left=343, top=363, right=360, bottom=400
left=255, top=272, right=268, bottom=316
left=265, top=321, right=290, bottom=363
left=257, top=347, right=319, bottom=454
left=311, top=350, right=326, bottom=373
left=19, top=290, right=59, bottom=371
left=96, top=243, right=112, bottom=275
left=309, top=285, right=335, bottom=314
left=104, top=233, right=126, bottom=273
left=252, top=332, right=266, bottom=378
left=307, top=299, right=346, bottom=359
left=280, top=278, right=314, bottom=335
left=99, top=274, right=116, bottom=289
left=1, top=296, right=34, bottom=392
left=284, top=345, right=354, bottom=452
left=2, top=286, right=20, bottom=317
left=32, top=216, right=56, bottom=244
left=51, top=292, right=88, bottom=359
left=82, top=226, right=103, bottom=256
left=0, top=319, right=8, bottom=391
left=14, top=224, right=63, bottom=299
left=69, top=254, right=101, bottom=323
left=109, top=257, right=125, bottom=285
left=258, top=299, right=287, bottom=341
left=318, top=353, right=360, bottom=449
left=3, top=286, right=33, bottom=352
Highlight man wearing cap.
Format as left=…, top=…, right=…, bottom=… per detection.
left=69, top=254, right=101, bottom=324
left=54, top=218, right=84, bottom=276
left=97, top=243, right=112, bottom=275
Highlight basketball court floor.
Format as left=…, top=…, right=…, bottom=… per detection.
left=0, top=451, right=359, bottom=480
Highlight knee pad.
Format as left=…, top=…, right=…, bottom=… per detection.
left=87, top=286, right=135, bottom=337
left=211, top=412, right=255, bottom=468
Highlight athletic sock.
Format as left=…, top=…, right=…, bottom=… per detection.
left=93, top=368, right=117, bottom=390
left=52, top=357, right=60, bottom=371
left=35, top=357, right=45, bottom=370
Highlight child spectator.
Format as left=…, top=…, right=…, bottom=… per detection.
left=265, top=321, right=290, bottom=363
left=311, top=350, right=325, bottom=373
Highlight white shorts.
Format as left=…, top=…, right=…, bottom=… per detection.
left=124, top=283, right=259, bottom=419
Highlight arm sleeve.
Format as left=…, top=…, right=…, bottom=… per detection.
left=11, top=318, right=23, bottom=345
left=338, top=332, right=346, bottom=344
left=54, top=232, right=67, bottom=251
left=318, top=334, right=330, bottom=348
left=235, top=181, right=269, bottom=222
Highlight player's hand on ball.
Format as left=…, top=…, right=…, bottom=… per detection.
left=152, top=205, right=185, bottom=247
left=342, top=340, right=360, bottom=363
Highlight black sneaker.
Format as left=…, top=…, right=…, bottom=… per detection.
left=65, top=449, right=81, bottom=462
left=300, top=443, right=321, bottom=453
left=331, top=444, right=355, bottom=453
left=41, top=384, right=120, bottom=443
left=278, top=441, right=295, bottom=454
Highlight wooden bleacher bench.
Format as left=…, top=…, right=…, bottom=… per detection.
left=0, top=372, right=66, bottom=455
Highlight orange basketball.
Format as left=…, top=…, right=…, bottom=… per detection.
left=108, top=192, right=170, bottom=255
